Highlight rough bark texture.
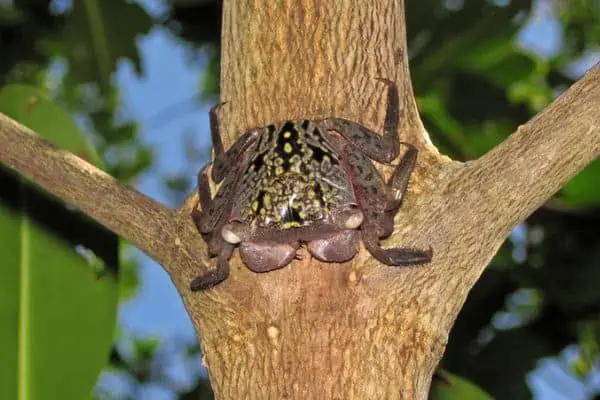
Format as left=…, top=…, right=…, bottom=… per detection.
left=0, top=1, right=599, bottom=399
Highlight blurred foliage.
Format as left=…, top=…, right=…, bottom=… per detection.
left=1, top=0, right=600, bottom=399
left=0, top=84, right=119, bottom=400
left=96, top=336, right=213, bottom=399
left=430, top=370, right=493, bottom=400
left=405, top=1, right=600, bottom=398
left=0, top=0, right=152, bottom=183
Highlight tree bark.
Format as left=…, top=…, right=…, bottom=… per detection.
left=0, top=1, right=599, bottom=399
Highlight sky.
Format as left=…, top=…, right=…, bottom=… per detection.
left=98, top=0, right=600, bottom=398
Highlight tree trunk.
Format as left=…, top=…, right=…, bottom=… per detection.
left=1, top=1, right=599, bottom=399
left=192, top=2, right=445, bottom=397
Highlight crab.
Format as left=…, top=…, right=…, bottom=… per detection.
left=191, top=78, right=432, bottom=291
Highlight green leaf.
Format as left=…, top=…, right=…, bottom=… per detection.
left=558, top=158, right=600, bottom=208
left=0, top=84, right=119, bottom=400
left=411, top=2, right=526, bottom=91
left=63, top=0, right=152, bottom=89
left=0, top=4, right=26, bottom=25
left=430, top=370, right=494, bottom=400
left=0, top=84, right=101, bottom=164
left=118, top=257, right=140, bottom=302
left=571, top=323, right=599, bottom=378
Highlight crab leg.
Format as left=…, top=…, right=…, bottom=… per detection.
left=191, top=165, right=221, bottom=255
left=320, top=78, right=400, bottom=164
left=191, top=159, right=246, bottom=290
left=209, top=103, right=260, bottom=183
left=194, top=102, right=260, bottom=234
left=341, top=144, right=432, bottom=266
left=190, top=104, right=259, bottom=290
left=384, top=143, right=418, bottom=214
left=190, top=242, right=234, bottom=291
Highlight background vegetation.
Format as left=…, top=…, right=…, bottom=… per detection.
left=0, top=0, right=599, bottom=398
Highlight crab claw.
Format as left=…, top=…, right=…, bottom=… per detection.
left=239, top=241, right=299, bottom=272
left=308, top=230, right=359, bottom=262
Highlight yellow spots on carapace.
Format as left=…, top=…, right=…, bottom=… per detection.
left=282, top=221, right=303, bottom=229
left=288, top=154, right=302, bottom=174
left=236, top=121, right=346, bottom=230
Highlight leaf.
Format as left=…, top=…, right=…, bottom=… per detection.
left=0, top=84, right=101, bottom=164
left=63, top=0, right=152, bottom=89
left=118, top=258, right=140, bottom=302
left=558, top=158, right=600, bottom=208
left=0, top=4, right=26, bottom=25
left=0, top=84, right=119, bottom=400
left=430, top=370, right=494, bottom=400
left=411, top=1, right=528, bottom=91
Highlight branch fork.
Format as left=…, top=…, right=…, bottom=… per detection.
left=1, top=1, right=599, bottom=398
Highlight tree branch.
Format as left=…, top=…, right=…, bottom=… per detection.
left=1, top=1, right=599, bottom=399
left=398, top=63, right=600, bottom=342
left=0, top=113, right=205, bottom=282
left=470, top=64, right=600, bottom=230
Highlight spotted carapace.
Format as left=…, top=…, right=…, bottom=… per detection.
left=191, top=78, right=432, bottom=290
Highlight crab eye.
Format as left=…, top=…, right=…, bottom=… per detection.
left=221, top=224, right=242, bottom=244
left=343, top=209, right=364, bottom=229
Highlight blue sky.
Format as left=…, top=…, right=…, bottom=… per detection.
left=102, top=0, right=599, bottom=398
left=116, top=29, right=209, bottom=342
